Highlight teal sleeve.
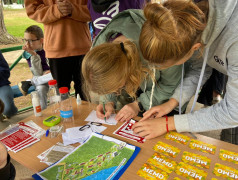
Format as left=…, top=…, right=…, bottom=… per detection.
left=138, top=65, right=183, bottom=110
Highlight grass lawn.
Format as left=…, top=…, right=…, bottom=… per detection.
left=3, top=9, right=44, bottom=38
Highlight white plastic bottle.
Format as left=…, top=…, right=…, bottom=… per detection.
left=59, top=87, right=74, bottom=122
left=31, top=91, right=42, bottom=116
left=76, top=94, right=82, bottom=105
left=48, top=79, right=60, bottom=113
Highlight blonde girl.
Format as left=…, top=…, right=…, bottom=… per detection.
left=133, top=0, right=238, bottom=143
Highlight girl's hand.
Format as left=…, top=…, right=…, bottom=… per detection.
left=22, top=44, right=36, bottom=56
left=96, top=102, right=114, bottom=120
left=132, top=116, right=175, bottom=139
left=43, top=70, right=51, bottom=75
left=115, top=101, right=140, bottom=122
left=141, top=98, right=179, bottom=121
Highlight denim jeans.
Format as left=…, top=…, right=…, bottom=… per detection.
left=0, top=85, right=18, bottom=117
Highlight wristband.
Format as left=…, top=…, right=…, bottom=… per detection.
left=165, top=115, right=169, bottom=133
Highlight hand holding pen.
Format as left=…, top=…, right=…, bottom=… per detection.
left=96, top=102, right=114, bottom=120
left=103, top=102, right=106, bottom=122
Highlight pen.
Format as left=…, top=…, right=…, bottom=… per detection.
left=45, top=129, right=49, bottom=137
left=103, top=102, right=106, bottom=122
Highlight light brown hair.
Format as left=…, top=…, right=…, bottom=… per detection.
left=82, top=41, right=148, bottom=100
left=139, top=0, right=207, bottom=65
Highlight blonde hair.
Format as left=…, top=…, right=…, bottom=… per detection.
left=82, top=41, right=148, bottom=100
left=139, top=0, right=207, bottom=64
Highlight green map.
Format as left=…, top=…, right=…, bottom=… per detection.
left=34, top=133, right=137, bottom=180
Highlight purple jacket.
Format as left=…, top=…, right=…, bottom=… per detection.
left=88, top=0, right=146, bottom=37
left=26, top=49, right=50, bottom=72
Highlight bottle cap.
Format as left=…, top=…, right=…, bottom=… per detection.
left=59, top=87, right=69, bottom=94
left=48, top=79, right=57, bottom=86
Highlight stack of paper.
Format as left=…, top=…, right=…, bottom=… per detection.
left=0, top=121, right=44, bottom=153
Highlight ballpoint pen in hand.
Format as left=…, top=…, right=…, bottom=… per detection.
left=103, top=102, right=106, bottom=122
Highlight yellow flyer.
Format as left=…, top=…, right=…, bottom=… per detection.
left=147, top=152, right=177, bottom=173
left=213, top=163, right=238, bottom=179
left=175, top=162, right=207, bottom=180
left=137, top=163, right=169, bottom=180
left=153, top=141, right=181, bottom=158
left=165, top=131, right=190, bottom=145
left=181, top=151, right=211, bottom=169
left=189, top=139, right=216, bottom=155
left=219, top=149, right=238, bottom=165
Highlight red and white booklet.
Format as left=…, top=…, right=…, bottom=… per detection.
left=113, top=119, right=145, bottom=143
left=0, top=123, right=41, bottom=153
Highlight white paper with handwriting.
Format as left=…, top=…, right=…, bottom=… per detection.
left=84, top=110, right=118, bottom=125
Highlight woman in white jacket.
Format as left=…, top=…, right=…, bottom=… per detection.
left=133, top=0, right=238, bottom=144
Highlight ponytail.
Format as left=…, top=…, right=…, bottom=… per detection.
left=121, top=40, right=148, bottom=98
left=82, top=40, right=148, bottom=99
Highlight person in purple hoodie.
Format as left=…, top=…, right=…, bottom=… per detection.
left=88, top=0, right=146, bottom=39
left=18, top=25, right=53, bottom=110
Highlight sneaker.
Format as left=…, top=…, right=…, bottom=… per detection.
left=0, top=114, right=8, bottom=122
left=18, top=81, right=32, bottom=96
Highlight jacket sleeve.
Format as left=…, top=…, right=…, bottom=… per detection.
left=171, top=50, right=212, bottom=107
left=0, top=52, right=10, bottom=81
left=174, top=43, right=238, bottom=132
left=30, top=55, right=43, bottom=76
left=25, top=0, right=63, bottom=24
left=138, top=65, right=183, bottom=110
left=69, top=0, right=91, bottom=22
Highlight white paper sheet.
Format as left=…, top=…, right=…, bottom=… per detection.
left=66, top=123, right=107, bottom=139
left=84, top=110, right=118, bottom=125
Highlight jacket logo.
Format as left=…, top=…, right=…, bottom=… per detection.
left=214, top=56, right=224, bottom=66
left=93, top=1, right=119, bottom=30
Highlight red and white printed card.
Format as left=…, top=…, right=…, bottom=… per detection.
left=11, top=136, right=40, bottom=153
left=0, top=129, right=40, bottom=152
left=0, top=129, right=33, bottom=149
left=113, top=119, right=145, bottom=143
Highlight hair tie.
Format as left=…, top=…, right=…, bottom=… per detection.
left=120, top=42, right=127, bottom=54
